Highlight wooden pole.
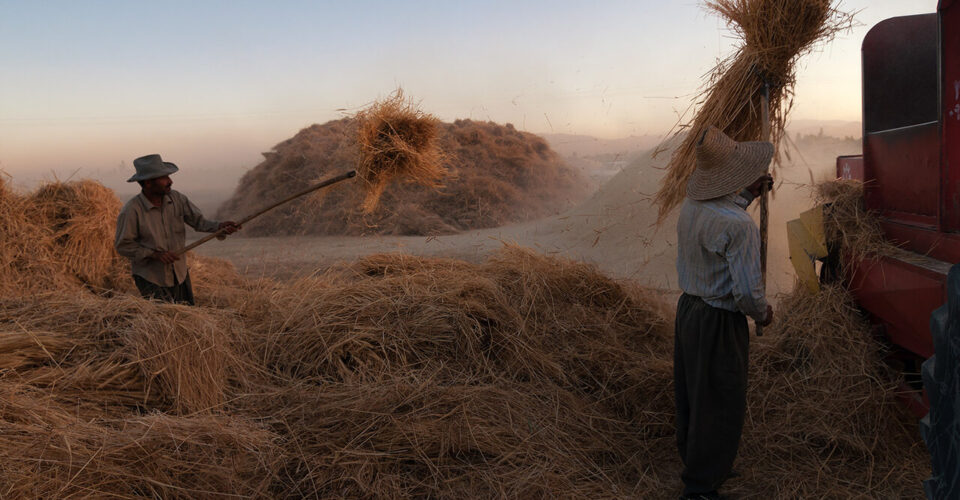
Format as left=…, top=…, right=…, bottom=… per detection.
left=757, top=84, right=771, bottom=337
left=174, top=169, right=357, bottom=256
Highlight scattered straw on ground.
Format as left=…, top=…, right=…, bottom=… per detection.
left=653, top=0, right=854, bottom=223
left=0, top=177, right=929, bottom=498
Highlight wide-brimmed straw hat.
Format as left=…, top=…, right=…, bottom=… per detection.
left=686, top=126, right=773, bottom=201
left=127, top=154, right=179, bottom=182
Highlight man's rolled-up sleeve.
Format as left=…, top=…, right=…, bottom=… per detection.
left=115, top=208, right=153, bottom=262
left=723, top=220, right=769, bottom=322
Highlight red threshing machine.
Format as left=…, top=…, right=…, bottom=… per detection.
left=790, top=0, right=960, bottom=417
left=787, top=3, right=960, bottom=494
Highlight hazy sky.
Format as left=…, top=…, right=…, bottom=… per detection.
left=0, top=0, right=939, bottom=186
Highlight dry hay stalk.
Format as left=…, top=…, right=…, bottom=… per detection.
left=243, top=247, right=670, bottom=405
left=186, top=253, right=251, bottom=308
left=0, top=384, right=280, bottom=498
left=355, top=88, right=446, bottom=212
left=235, top=376, right=658, bottom=499
left=731, top=283, right=928, bottom=497
left=816, top=178, right=885, bottom=261
left=653, top=0, right=854, bottom=223
left=122, top=301, right=247, bottom=414
left=227, top=249, right=926, bottom=497
left=26, top=180, right=128, bottom=290
left=0, top=176, right=930, bottom=497
left=228, top=248, right=677, bottom=497
left=0, top=178, right=67, bottom=293
left=812, top=178, right=930, bottom=280
left=0, top=292, right=248, bottom=415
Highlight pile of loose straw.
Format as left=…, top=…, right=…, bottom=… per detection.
left=0, top=178, right=928, bottom=497
left=26, top=180, right=127, bottom=290
left=654, top=0, right=854, bottom=223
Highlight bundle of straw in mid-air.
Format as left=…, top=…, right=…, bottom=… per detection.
left=355, top=89, right=446, bottom=212
left=653, top=0, right=854, bottom=223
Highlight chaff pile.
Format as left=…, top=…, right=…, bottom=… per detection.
left=654, top=0, right=855, bottom=223
left=0, top=178, right=928, bottom=497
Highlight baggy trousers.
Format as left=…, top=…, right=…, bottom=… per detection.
left=133, top=273, right=196, bottom=306
left=674, top=293, right=749, bottom=495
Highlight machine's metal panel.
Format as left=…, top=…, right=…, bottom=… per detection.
left=881, top=221, right=960, bottom=263
left=862, top=14, right=939, bottom=133
left=864, top=122, right=942, bottom=223
left=940, top=3, right=960, bottom=231
left=849, top=254, right=949, bottom=359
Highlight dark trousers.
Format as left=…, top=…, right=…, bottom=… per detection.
left=674, top=293, right=749, bottom=495
left=133, top=274, right=195, bottom=306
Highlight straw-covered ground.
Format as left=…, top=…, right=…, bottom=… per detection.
left=0, top=177, right=928, bottom=498
left=215, top=117, right=588, bottom=237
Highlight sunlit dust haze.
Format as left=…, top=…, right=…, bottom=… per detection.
left=0, top=0, right=937, bottom=199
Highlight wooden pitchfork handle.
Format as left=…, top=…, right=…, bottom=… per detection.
left=174, top=169, right=357, bottom=256
left=756, top=83, right=771, bottom=337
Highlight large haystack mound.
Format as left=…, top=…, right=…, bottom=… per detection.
left=216, top=118, right=588, bottom=236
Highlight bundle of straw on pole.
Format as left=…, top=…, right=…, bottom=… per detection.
left=355, top=89, right=446, bottom=212
left=653, top=0, right=854, bottom=223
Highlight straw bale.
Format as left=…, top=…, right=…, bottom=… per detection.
left=0, top=177, right=252, bottom=299
left=653, top=0, right=854, bottom=222
left=216, top=119, right=586, bottom=236
left=355, top=89, right=446, bottom=212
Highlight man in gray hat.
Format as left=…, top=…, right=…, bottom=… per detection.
left=673, top=126, right=774, bottom=500
left=114, top=154, right=240, bottom=305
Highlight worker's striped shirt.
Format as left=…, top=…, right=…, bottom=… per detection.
left=676, top=192, right=768, bottom=322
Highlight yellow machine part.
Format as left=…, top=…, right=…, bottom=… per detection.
left=787, top=206, right=829, bottom=294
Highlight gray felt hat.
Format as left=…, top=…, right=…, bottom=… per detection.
left=128, top=154, right=179, bottom=182
left=686, top=126, right=773, bottom=201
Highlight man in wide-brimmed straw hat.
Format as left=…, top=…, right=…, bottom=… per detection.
left=673, top=126, right=774, bottom=500
left=114, top=154, right=241, bottom=305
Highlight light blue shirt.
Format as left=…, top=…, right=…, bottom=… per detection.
left=676, top=192, right=768, bottom=322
